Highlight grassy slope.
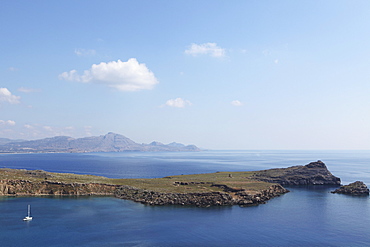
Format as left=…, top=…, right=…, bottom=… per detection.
left=0, top=168, right=274, bottom=194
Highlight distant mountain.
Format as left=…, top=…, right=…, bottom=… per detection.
left=0, top=132, right=201, bottom=153
left=0, top=138, right=25, bottom=145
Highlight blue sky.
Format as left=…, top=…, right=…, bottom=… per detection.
left=1, top=0, right=370, bottom=149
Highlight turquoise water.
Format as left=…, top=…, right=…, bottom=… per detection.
left=0, top=151, right=370, bottom=246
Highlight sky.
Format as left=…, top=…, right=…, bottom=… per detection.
left=1, top=0, right=370, bottom=150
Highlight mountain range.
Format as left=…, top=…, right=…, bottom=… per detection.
left=0, top=132, right=201, bottom=153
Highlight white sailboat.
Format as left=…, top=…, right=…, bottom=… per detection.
left=23, top=205, right=32, bottom=221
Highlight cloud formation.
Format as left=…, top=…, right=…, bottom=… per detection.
left=74, top=48, right=96, bottom=56
left=8, top=67, right=19, bottom=71
left=59, top=59, right=159, bottom=91
left=185, top=43, right=225, bottom=57
left=0, top=120, right=16, bottom=126
left=18, top=87, right=41, bottom=93
left=20, top=124, right=92, bottom=139
left=0, top=88, right=21, bottom=104
left=165, top=98, right=192, bottom=108
left=231, top=100, right=243, bottom=106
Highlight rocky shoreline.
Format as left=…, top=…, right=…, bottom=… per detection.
left=331, top=181, right=369, bottom=196
left=114, top=184, right=288, bottom=207
left=0, top=179, right=117, bottom=196
left=0, top=161, right=347, bottom=207
left=0, top=178, right=289, bottom=207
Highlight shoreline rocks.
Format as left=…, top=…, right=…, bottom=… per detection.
left=331, top=181, right=369, bottom=196
left=114, top=184, right=289, bottom=207
left=0, top=161, right=349, bottom=207
left=0, top=179, right=117, bottom=196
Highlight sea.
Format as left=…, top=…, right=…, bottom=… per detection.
left=0, top=150, right=369, bottom=247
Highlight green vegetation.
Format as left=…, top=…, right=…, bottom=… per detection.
left=0, top=168, right=121, bottom=185
left=0, top=168, right=273, bottom=194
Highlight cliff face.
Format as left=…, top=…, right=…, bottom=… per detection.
left=251, top=160, right=341, bottom=185
left=114, top=184, right=288, bottom=207
left=0, top=178, right=288, bottom=207
left=0, top=180, right=117, bottom=196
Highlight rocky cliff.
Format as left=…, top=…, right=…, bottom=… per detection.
left=252, top=160, right=341, bottom=185
left=0, top=175, right=288, bottom=207
left=0, top=160, right=343, bottom=207
left=114, top=184, right=288, bottom=207
left=0, top=179, right=117, bottom=196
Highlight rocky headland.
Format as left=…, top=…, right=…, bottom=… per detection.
left=251, top=160, right=341, bottom=185
left=331, top=181, right=369, bottom=196
left=0, top=161, right=342, bottom=207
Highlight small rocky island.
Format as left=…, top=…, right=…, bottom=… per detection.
left=331, top=181, right=369, bottom=196
left=0, top=161, right=342, bottom=207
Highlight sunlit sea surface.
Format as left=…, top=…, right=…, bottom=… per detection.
left=0, top=150, right=369, bottom=246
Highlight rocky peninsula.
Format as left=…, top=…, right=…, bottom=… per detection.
left=0, top=161, right=341, bottom=207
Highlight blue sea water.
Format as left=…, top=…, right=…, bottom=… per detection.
left=0, top=150, right=369, bottom=246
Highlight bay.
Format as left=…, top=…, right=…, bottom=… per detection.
left=0, top=151, right=369, bottom=246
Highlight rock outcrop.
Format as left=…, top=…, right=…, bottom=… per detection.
left=251, top=160, right=341, bottom=185
left=0, top=179, right=117, bottom=196
left=331, top=181, right=369, bottom=196
left=114, top=184, right=288, bottom=207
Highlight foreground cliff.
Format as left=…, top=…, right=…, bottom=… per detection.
left=0, top=169, right=118, bottom=196
left=115, top=184, right=288, bottom=207
left=0, top=180, right=117, bottom=196
left=0, top=161, right=341, bottom=207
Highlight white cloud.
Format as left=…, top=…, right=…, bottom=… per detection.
left=185, top=43, right=225, bottom=57
left=1, top=123, right=95, bottom=140
left=0, top=88, right=21, bottom=104
left=0, top=120, right=16, bottom=126
left=74, top=48, right=96, bottom=56
left=8, top=67, right=19, bottom=71
left=18, top=87, right=41, bottom=93
left=274, top=59, right=279, bottom=64
left=59, top=59, right=159, bottom=91
left=231, top=100, right=243, bottom=106
left=21, top=124, right=83, bottom=138
left=43, top=126, right=53, bottom=131
left=59, top=70, right=80, bottom=81
left=262, top=49, right=270, bottom=56
left=84, top=126, right=93, bottom=136
left=165, top=98, right=192, bottom=108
